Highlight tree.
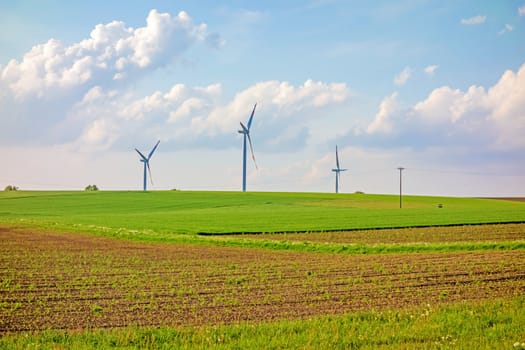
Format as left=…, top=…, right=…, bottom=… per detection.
left=84, top=184, right=99, bottom=191
left=4, top=185, right=19, bottom=191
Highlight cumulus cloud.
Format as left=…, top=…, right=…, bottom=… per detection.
left=0, top=12, right=348, bottom=153
left=0, top=8, right=349, bottom=153
left=0, top=9, right=216, bottom=99
left=424, top=65, right=439, bottom=76
left=364, top=62, right=525, bottom=151
left=70, top=79, right=349, bottom=152
left=0, top=9, right=223, bottom=146
left=394, top=67, right=411, bottom=86
left=367, top=92, right=399, bottom=134
left=460, top=15, right=486, bottom=25
left=519, top=5, right=525, bottom=16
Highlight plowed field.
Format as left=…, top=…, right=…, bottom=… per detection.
left=240, top=223, right=525, bottom=244
left=1, top=227, right=524, bottom=334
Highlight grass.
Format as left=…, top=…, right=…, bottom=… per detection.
left=2, top=191, right=524, bottom=348
left=1, top=191, right=524, bottom=254
left=1, top=191, right=524, bottom=237
left=206, top=236, right=525, bottom=254
left=1, top=296, right=523, bottom=349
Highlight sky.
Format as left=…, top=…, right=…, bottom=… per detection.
left=1, top=0, right=524, bottom=196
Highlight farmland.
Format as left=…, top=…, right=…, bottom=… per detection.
left=1, top=191, right=524, bottom=238
left=1, top=191, right=525, bottom=348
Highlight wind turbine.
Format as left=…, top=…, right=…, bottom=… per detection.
left=238, top=103, right=258, bottom=192
left=331, top=145, right=347, bottom=193
left=135, top=140, right=160, bottom=191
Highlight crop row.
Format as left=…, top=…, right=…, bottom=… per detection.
left=239, top=223, right=525, bottom=244
left=1, top=228, right=524, bottom=333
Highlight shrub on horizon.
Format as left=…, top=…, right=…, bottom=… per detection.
left=84, top=184, right=99, bottom=191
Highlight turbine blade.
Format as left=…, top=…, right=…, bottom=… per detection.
left=246, top=133, right=258, bottom=170
left=335, top=145, right=340, bottom=169
left=148, top=140, right=160, bottom=160
left=147, top=161, right=154, bottom=186
left=135, top=149, right=147, bottom=161
left=247, top=103, right=257, bottom=130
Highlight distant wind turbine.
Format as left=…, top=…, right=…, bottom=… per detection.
left=135, top=140, right=160, bottom=191
left=331, top=145, right=347, bottom=193
left=238, top=103, right=258, bottom=192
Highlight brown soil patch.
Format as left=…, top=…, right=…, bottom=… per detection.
left=485, top=197, right=525, bottom=202
left=1, top=228, right=524, bottom=334
left=240, top=223, right=525, bottom=244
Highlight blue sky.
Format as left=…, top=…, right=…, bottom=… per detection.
left=1, top=0, right=524, bottom=195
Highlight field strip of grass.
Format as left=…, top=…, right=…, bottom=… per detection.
left=1, top=296, right=523, bottom=349
left=197, top=221, right=525, bottom=235
left=2, top=223, right=524, bottom=255
left=1, top=191, right=525, bottom=237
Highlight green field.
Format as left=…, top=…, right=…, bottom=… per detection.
left=1, top=191, right=524, bottom=238
left=1, top=190, right=525, bottom=348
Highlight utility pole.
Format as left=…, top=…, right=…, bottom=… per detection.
left=397, top=167, right=405, bottom=208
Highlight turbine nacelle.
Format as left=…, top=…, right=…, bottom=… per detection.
left=238, top=122, right=249, bottom=135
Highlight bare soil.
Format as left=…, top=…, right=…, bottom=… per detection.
left=484, top=197, right=525, bottom=202
left=1, top=227, right=524, bottom=334
left=240, top=223, right=525, bottom=244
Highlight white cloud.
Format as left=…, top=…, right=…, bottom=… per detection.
left=498, top=24, right=513, bottom=35
left=486, top=65, right=525, bottom=150
left=0, top=9, right=226, bottom=147
left=68, top=79, right=349, bottom=152
left=414, top=85, right=488, bottom=124
left=460, top=15, right=486, bottom=25
left=394, top=67, right=411, bottom=86
left=519, top=5, right=525, bottom=16
left=364, top=62, right=525, bottom=151
left=367, top=92, right=399, bottom=134
left=0, top=9, right=217, bottom=99
left=79, top=119, right=118, bottom=151
left=424, top=65, right=439, bottom=76
left=169, top=97, right=207, bottom=122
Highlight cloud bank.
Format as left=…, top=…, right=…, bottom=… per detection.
left=0, top=9, right=348, bottom=152
left=72, top=79, right=349, bottom=152
left=1, top=10, right=213, bottom=99
left=364, top=63, right=525, bottom=152
left=0, top=9, right=218, bottom=144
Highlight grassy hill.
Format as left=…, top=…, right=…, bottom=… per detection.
left=1, top=191, right=524, bottom=239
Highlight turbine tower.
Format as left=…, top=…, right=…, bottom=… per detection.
left=238, top=103, right=258, bottom=192
left=135, top=140, right=160, bottom=191
left=331, top=145, right=347, bottom=193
